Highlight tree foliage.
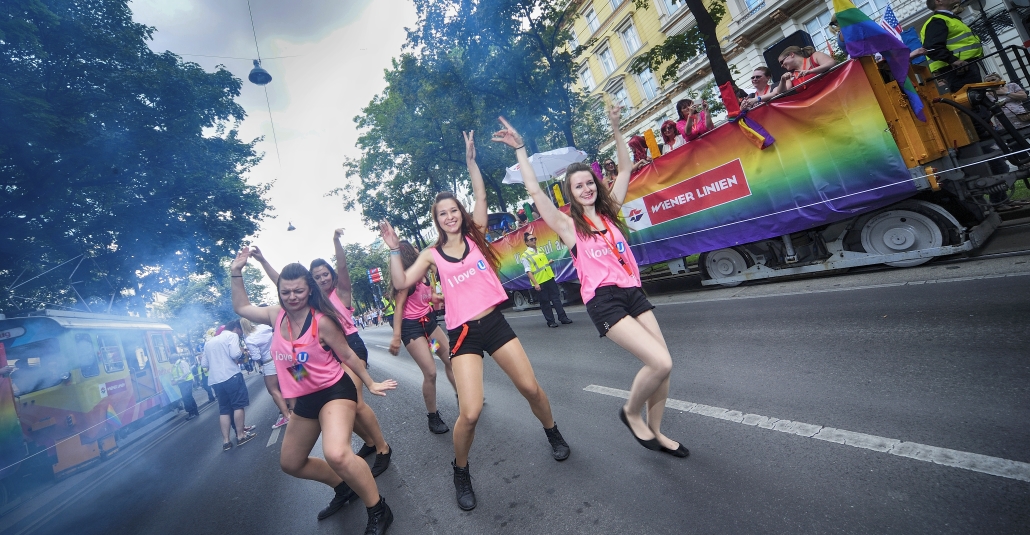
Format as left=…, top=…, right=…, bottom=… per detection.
left=337, top=243, right=387, bottom=313
left=0, top=0, right=271, bottom=314
left=152, top=264, right=268, bottom=342
left=629, top=0, right=733, bottom=89
left=336, top=0, right=609, bottom=241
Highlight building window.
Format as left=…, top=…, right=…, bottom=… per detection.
left=586, top=9, right=600, bottom=33
left=664, top=0, right=685, bottom=13
left=804, top=9, right=837, bottom=56
left=612, top=86, right=632, bottom=113
left=598, top=47, right=617, bottom=75
left=610, top=0, right=624, bottom=11
left=620, top=24, right=642, bottom=54
left=637, top=68, right=659, bottom=100
left=569, top=29, right=579, bottom=50
left=854, top=0, right=891, bottom=19
left=744, top=0, right=762, bottom=8
left=580, top=66, right=596, bottom=92
left=76, top=333, right=100, bottom=377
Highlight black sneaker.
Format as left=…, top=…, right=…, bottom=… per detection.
left=356, top=443, right=376, bottom=458
left=317, top=481, right=355, bottom=520
left=547, top=322, right=559, bottom=328
left=544, top=423, right=570, bottom=461
left=371, top=447, right=392, bottom=477
left=452, top=460, right=476, bottom=510
left=428, top=411, right=449, bottom=434
left=560, top=319, right=573, bottom=324
left=364, top=495, right=393, bottom=535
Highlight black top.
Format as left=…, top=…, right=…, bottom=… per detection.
left=436, top=237, right=471, bottom=263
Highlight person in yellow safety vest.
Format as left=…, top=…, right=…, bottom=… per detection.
left=381, top=295, right=396, bottom=326
left=920, top=0, right=984, bottom=94
left=194, top=352, right=216, bottom=404
left=171, top=354, right=200, bottom=420
left=522, top=232, right=572, bottom=328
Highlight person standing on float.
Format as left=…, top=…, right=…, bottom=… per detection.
left=379, top=131, right=571, bottom=512
left=496, top=105, right=689, bottom=458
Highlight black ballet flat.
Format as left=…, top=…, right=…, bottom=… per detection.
left=619, top=408, right=661, bottom=451
left=659, top=443, right=690, bottom=458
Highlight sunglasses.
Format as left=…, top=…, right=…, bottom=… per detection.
left=751, top=75, right=765, bottom=80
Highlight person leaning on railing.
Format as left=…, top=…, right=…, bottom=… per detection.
left=776, top=46, right=837, bottom=93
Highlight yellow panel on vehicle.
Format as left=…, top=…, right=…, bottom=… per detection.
left=52, top=436, right=100, bottom=474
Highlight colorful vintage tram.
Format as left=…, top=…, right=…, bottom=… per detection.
left=490, top=54, right=1029, bottom=301
left=0, top=310, right=182, bottom=504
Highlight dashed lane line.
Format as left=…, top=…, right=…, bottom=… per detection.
left=584, top=384, right=1030, bottom=483
left=267, top=425, right=282, bottom=447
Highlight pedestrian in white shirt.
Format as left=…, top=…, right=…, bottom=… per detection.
left=202, top=320, right=256, bottom=451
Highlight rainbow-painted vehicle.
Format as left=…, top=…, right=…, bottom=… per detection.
left=0, top=310, right=182, bottom=504
left=491, top=56, right=1024, bottom=303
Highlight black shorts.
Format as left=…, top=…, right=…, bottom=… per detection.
left=345, top=332, right=368, bottom=362
left=212, top=373, right=250, bottom=415
left=447, top=308, right=518, bottom=359
left=401, top=312, right=440, bottom=345
left=292, top=374, right=358, bottom=420
left=586, top=285, right=655, bottom=337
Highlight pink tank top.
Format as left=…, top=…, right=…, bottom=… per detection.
left=403, top=281, right=434, bottom=320
left=327, top=290, right=358, bottom=335
left=430, top=237, right=508, bottom=330
left=571, top=218, right=641, bottom=304
left=269, top=309, right=345, bottom=398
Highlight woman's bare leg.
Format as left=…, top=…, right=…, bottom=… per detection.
left=451, top=354, right=484, bottom=467
left=490, top=338, right=555, bottom=428
left=604, top=314, right=673, bottom=443
left=319, top=399, right=380, bottom=507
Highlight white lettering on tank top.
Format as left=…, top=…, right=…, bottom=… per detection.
left=446, top=266, right=478, bottom=288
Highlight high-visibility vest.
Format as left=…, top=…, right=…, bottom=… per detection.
left=381, top=296, right=395, bottom=316
left=172, top=359, right=194, bottom=383
left=525, top=248, right=555, bottom=284
left=920, top=13, right=983, bottom=73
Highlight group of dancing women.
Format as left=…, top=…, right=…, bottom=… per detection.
left=228, top=103, right=685, bottom=535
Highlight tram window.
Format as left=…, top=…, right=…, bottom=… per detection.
left=96, top=334, right=125, bottom=373
left=7, top=337, right=71, bottom=395
left=75, top=333, right=100, bottom=378
left=122, top=334, right=149, bottom=371
left=149, top=333, right=170, bottom=363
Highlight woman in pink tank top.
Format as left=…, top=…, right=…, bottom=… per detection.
left=497, top=104, right=689, bottom=459
left=230, top=253, right=397, bottom=532
left=379, top=131, right=570, bottom=512
left=251, top=236, right=393, bottom=474
left=387, top=240, right=457, bottom=435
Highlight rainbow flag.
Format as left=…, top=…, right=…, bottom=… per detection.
left=834, top=0, right=926, bottom=121
left=106, top=404, right=122, bottom=427
left=737, top=111, right=775, bottom=150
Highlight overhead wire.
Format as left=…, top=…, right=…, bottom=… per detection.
left=247, top=0, right=282, bottom=168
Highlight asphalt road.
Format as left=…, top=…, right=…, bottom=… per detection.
left=3, top=261, right=1028, bottom=535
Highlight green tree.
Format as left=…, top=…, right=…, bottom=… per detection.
left=337, top=1, right=610, bottom=232
left=153, top=264, right=268, bottom=342
left=335, top=243, right=387, bottom=312
left=629, top=0, right=735, bottom=94
left=0, top=0, right=271, bottom=314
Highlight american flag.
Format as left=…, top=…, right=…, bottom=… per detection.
left=879, top=5, right=903, bottom=41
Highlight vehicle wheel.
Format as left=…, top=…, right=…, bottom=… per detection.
left=512, top=290, right=529, bottom=311
left=700, top=247, right=752, bottom=287
left=860, top=209, right=943, bottom=267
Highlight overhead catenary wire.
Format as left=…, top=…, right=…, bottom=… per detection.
left=246, top=0, right=282, bottom=168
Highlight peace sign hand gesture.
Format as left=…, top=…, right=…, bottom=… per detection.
left=379, top=220, right=400, bottom=250
left=463, top=131, right=476, bottom=164
left=491, top=116, right=524, bottom=149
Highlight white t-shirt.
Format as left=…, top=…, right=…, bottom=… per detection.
left=244, top=324, right=274, bottom=364
left=201, top=331, right=242, bottom=385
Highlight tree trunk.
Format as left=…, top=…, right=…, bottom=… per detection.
left=685, top=0, right=738, bottom=92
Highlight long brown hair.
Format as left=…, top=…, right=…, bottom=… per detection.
left=277, top=263, right=345, bottom=333
left=562, top=162, right=630, bottom=239
left=390, top=240, right=421, bottom=296
left=431, top=191, right=501, bottom=270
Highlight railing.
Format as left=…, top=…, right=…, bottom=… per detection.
left=927, top=45, right=1030, bottom=89
left=736, top=1, right=766, bottom=24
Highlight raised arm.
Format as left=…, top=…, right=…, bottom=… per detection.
left=609, top=104, right=632, bottom=207
left=318, top=319, right=397, bottom=396
left=249, top=246, right=280, bottom=285
left=388, top=288, right=408, bottom=356
left=230, top=247, right=280, bottom=326
left=491, top=117, right=575, bottom=245
left=380, top=220, right=434, bottom=290
left=332, top=228, right=353, bottom=307
left=463, top=131, right=489, bottom=230
left=809, top=51, right=837, bottom=75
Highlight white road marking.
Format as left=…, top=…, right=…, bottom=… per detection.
left=266, top=425, right=281, bottom=447
left=373, top=344, right=390, bottom=350
left=584, top=385, right=1030, bottom=482
left=657, top=271, right=1030, bottom=307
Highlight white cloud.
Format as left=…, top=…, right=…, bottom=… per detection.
left=130, top=0, right=416, bottom=270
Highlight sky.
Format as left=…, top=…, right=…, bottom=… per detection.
left=129, top=0, right=418, bottom=269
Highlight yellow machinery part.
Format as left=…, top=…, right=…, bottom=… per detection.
left=52, top=435, right=100, bottom=474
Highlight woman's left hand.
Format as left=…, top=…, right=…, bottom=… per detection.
left=463, top=130, right=477, bottom=163
left=368, top=379, right=399, bottom=397
left=491, top=117, right=524, bottom=149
